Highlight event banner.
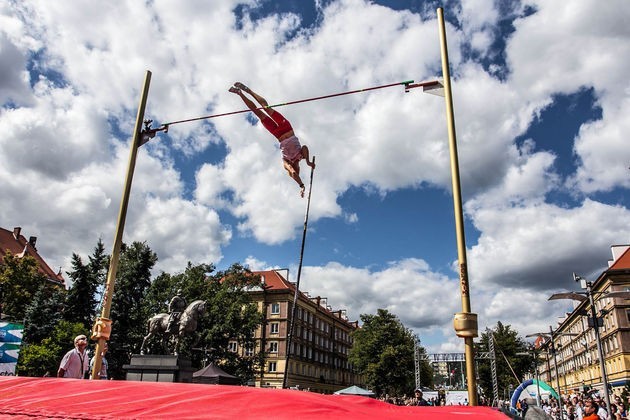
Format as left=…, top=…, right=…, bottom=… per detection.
left=0, top=322, right=24, bottom=376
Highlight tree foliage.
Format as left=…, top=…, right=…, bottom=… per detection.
left=17, top=320, right=86, bottom=377
left=63, top=240, right=106, bottom=329
left=23, top=283, right=66, bottom=344
left=0, top=253, right=49, bottom=321
left=108, top=241, right=157, bottom=379
left=349, top=309, right=420, bottom=396
left=475, top=322, right=533, bottom=401
left=142, top=262, right=265, bottom=382
left=199, top=263, right=264, bottom=382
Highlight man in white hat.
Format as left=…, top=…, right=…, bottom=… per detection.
left=57, top=334, right=89, bottom=379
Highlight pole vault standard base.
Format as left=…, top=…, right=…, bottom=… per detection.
left=124, top=354, right=195, bottom=383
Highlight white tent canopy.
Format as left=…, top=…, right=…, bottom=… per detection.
left=333, top=385, right=375, bottom=397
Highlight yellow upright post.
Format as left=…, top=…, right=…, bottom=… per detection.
left=90, top=70, right=152, bottom=379
left=436, top=8, right=478, bottom=405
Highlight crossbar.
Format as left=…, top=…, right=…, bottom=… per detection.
left=160, top=79, right=439, bottom=128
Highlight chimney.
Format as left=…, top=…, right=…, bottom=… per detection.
left=28, top=236, right=37, bottom=250
left=12, top=227, right=21, bottom=240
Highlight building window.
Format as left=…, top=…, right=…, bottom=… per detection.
left=269, top=341, right=278, bottom=353
left=245, top=343, right=254, bottom=357
left=271, top=303, right=280, bottom=314
left=228, top=341, right=237, bottom=352
left=268, top=362, right=277, bottom=372
left=271, top=322, right=279, bottom=334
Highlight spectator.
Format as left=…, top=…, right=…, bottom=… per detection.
left=595, top=396, right=609, bottom=420
left=57, top=335, right=89, bottom=379
left=584, top=399, right=602, bottom=420
left=414, top=389, right=429, bottom=406
left=574, top=396, right=584, bottom=420
left=89, top=342, right=108, bottom=380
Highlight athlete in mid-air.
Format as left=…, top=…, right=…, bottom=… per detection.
left=229, top=82, right=315, bottom=197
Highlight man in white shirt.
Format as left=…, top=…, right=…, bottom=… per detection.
left=57, top=334, right=89, bottom=379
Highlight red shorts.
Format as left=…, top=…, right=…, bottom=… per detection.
left=261, top=109, right=293, bottom=139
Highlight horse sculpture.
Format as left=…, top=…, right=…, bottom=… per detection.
left=141, top=299, right=207, bottom=355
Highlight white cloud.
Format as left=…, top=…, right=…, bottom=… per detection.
left=129, top=196, right=232, bottom=273
left=302, top=258, right=460, bottom=331
left=467, top=199, right=630, bottom=289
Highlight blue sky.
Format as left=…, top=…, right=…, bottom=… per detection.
left=1, top=0, right=630, bottom=353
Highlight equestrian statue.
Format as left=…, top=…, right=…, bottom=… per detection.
left=141, top=297, right=207, bottom=355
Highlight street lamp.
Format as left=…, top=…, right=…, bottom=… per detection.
left=526, top=328, right=577, bottom=420
left=548, top=273, right=630, bottom=415
left=516, top=347, right=542, bottom=407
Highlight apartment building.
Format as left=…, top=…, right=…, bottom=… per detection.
left=228, top=269, right=365, bottom=393
left=537, top=245, right=630, bottom=394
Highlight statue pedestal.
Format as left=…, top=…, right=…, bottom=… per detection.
left=124, top=355, right=195, bottom=383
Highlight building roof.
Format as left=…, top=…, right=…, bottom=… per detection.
left=608, top=245, right=630, bottom=270
left=253, top=270, right=356, bottom=328
left=0, top=226, right=64, bottom=286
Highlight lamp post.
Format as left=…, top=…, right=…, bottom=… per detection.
left=526, top=328, right=577, bottom=420
left=549, top=274, right=630, bottom=415
left=516, top=347, right=542, bottom=407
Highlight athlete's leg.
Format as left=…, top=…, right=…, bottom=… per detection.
left=234, top=82, right=280, bottom=118
left=229, top=86, right=268, bottom=121
left=283, top=160, right=306, bottom=197
left=301, top=145, right=315, bottom=168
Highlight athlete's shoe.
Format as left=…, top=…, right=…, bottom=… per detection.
left=234, top=82, right=250, bottom=92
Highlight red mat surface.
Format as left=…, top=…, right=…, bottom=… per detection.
left=0, top=376, right=509, bottom=419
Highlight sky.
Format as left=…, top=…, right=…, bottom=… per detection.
left=1, top=0, right=630, bottom=354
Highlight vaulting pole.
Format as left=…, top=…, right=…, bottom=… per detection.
left=282, top=157, right=316, bottom=389
left=437, top=8, right=478, bottom=405
left=90, top=70, right=152, bottom=379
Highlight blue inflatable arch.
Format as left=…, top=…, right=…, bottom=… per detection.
left=510, top=378, right=559, bottom=408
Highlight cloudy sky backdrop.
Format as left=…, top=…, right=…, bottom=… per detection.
left=2, top=0, right=630, bottom=352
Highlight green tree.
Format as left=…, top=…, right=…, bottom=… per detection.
left=143, top=262, right=216, bottom=323
left=17, top=320, right=86, bottom=377
left=143, top=263, right=264, bottom=382
left=63, top=240, right=108, bottom=329
left=85, top=239, right=108, bottom=314
left=108, top=241, right=157, bottom=379
left=0, top=252, right=48, bottom=321
left=349, top=309, right=419, bottom=396
left=200, top=264, right=264, bottom=382
left=475, top=322, right=532, bottom=402
left=23, top=283, right=66, bottom=344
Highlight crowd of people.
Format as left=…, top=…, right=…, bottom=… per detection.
left=377, top=387, right=629, bottom=419
left=513, top=390, right=629, bottom=419
left=378, top=388, right=482, bottom=406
